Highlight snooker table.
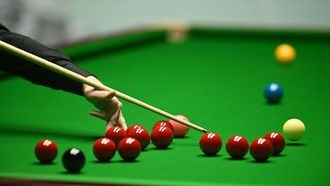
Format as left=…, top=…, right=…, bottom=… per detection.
left=0, top=25, right=330, bottom=186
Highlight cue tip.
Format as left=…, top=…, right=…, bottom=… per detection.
left=201, top=128, right=208, bottom=133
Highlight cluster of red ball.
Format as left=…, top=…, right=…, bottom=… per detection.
left=199, top=131, right=285, bottom=162
left=96, top=115, right=190, bottom=162
left=34, top=114, right=191, bottom=166
left=34, top=114, right=285, bottom=171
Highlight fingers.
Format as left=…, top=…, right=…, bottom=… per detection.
left=89, top=110, right=105, bottom=120
left=84, top=80, right=126, bottom=132
left=84, top=77, right=127, bottom=132
left=83, top=76, right=117, bottom=104
left=104, top=100, right=127, bottom=131
left=117, top=111, right=127, bottom=130
left=90, top=109, right=119, bottom=131
left=105, top=122, right=114, bottom=131
left=83, top=76, right=104, bottom=93
left=86, top=90, right=116, bottom=101
left=105, top=102, right=122, bottom=130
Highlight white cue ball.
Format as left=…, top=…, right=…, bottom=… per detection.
left=283, top=118, right=305, bottom=141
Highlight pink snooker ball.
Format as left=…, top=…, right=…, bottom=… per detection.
left=169, top=115, right=189, bottom=138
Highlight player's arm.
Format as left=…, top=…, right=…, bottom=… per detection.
left=0, top=23, right=127, bottom=130
left=0, top=23, right=91, bottom=95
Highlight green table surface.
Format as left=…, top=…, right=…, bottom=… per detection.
left=0, top=27, right=330, bottom=186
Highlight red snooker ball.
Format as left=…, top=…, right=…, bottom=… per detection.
left=93, top=138, right=116, bottom=162
left=250, top=138, right=273, bottom=162
left=199, top=132, right=222, bottom=156
left=34, top=139, right=58, bottom=164
left=105, top=126, right=127, bottom=145
left=127, top=127, right=150, bottom=150
left=126, top=124, right=144, bottom=135
left=169, top=115, right=189, bottom=138
left=264, top=132, right=285, bottom=155
left=151, top=126, right=174, bottom=149
left=153, top=120, right=174, bottom=131
left=226, top=135, right=249, bottom=159
left=118, top=137, right=141, bottom=161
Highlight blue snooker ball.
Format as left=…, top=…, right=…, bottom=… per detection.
left=264, top=83, right=283, bottom=103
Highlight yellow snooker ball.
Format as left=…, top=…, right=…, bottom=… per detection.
left=283, top=118, right=305, bottom=141
left=275, top=44, right=296, bottom=64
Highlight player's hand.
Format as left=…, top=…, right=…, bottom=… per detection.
left=83, top=76, right=127, bottom=131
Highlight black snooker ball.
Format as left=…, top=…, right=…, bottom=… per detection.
left=62, top=147, right=85, bottom=173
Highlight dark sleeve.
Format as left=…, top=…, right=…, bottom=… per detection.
left=0, top=23, right=92, bottom=96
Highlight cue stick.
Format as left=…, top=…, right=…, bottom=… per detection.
left=0, top=40, right=207, bottom=133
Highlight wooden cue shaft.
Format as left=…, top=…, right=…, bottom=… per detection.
left=0, top=40, right=207, bottom=133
